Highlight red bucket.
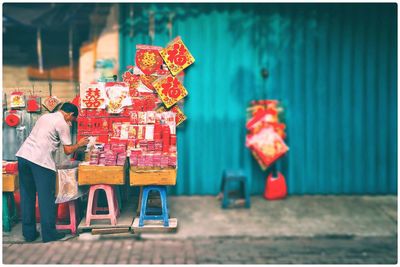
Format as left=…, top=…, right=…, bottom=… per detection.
left=264, top=171, right=287, bottom=200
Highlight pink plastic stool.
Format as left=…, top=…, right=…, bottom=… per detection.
left=56, top=200, right=78, bottom=235
left=85, top=184, right=119, bottom=226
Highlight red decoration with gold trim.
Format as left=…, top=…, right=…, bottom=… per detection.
left=153, top=75, right=188, bottom=108
left=159, top=36, right=195, bottom=76
left=80, top=83, right=106, bottom=109
left=135, top=45, right=164, bottom=75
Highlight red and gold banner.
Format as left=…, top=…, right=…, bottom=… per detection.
left=135, top=45, right=164, bottom=75
left=153, top=75, right=188, bottom=108
left=159, top=36, right=195, bottom=76
left=80, top=83, right=106, bottom=109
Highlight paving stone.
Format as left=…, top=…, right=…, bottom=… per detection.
left=1, top=196, right=397, bottom=264
left=152, top=257, right=163, bottom=264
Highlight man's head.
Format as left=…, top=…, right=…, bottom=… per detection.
left=60, top=102, right=79, bottom=123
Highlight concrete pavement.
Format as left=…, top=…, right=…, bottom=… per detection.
left=2, top=195, right=398, bottom=264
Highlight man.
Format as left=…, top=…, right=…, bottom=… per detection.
left=16, top=102, right=88, bottom=242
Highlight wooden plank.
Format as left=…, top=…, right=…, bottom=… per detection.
left=131, top=217, right=178, bottom=233
left=130, top=168, right=177, bottom=186
left=78, top=198, right=137, bottom=232
left=92, top=227, right=130, bottom=235
left=3, top=174, right=18, bottom=192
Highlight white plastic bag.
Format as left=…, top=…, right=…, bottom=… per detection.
left=55, top=167, right=83, bottom=204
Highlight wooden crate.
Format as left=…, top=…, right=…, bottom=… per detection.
left=3, top=174, right=18, bottom=192
left=78, top=165, right=126, bottom=185
left=130, top=168, right=177, bottom=186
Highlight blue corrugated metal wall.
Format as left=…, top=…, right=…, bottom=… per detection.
left=119, top=3, right=397, bottom=195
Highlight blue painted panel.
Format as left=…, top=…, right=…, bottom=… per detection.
left=119, top=3, right=397, bottom=195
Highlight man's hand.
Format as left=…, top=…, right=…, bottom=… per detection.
left=64, top=137, right=89, bottom=155
left=77, top=137, right=89, bottom=147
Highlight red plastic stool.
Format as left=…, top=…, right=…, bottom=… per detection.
left=56, top=200, right=78, bottom=235
left=85, top=184, right=119, bottom=226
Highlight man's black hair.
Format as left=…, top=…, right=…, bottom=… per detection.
left=60, top=102, right=79, bottom=117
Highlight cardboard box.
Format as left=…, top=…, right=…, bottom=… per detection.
left=130, top=168, right=176, bottom=186
left=78, top=164, right=126, bottom=185
left=3, top=174, right=18, bottom=192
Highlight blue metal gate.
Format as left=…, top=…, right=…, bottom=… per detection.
left=119, top=3, right=397, bottom=195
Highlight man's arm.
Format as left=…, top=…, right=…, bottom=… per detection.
left=63, top=137, right=89, bottom=155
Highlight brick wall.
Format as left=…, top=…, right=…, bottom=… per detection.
left=3, top=66, right=77, bottom=109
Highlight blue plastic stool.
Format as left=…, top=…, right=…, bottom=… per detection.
left=139, top=186, right=169, bottom=227
left=220, top=169, right=251, bottom=209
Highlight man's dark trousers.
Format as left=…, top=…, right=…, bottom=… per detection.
left=17, top=157, right=58, bottom=242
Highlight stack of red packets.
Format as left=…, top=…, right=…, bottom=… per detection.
left=245, top=100, right=289, bottom=170
left=77, top=36, right=195, bottom=169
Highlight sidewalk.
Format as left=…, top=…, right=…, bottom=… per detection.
left=3, top=195, right=397, bottom=242
left=2, top=195, right=397, bottom=264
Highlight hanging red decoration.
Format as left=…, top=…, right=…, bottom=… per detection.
left=10, top=92, right=25, bottom=109
left=153, top=75, right=188, bottom=108
left=5, top=110, right=21, bottom=127
left=80, top=83, right=106, bottom=109
left=135, top=45, right=164, bottom=75
left=160, top=36, right=195, bottom=76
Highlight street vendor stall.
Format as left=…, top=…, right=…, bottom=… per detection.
left=75, top=36, right=195, bottom=233
left=2, top=35, right=195, bottom=236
